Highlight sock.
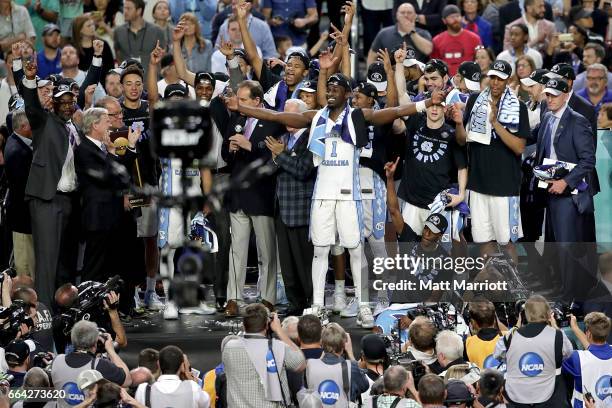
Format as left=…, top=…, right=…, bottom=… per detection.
left=146, top=277, right=156, bottom=292
left=312, top=246, right=331, bottom=306
left=347, top=245, right=363, bottom=304
left=335, top=280, right=345, bottom=295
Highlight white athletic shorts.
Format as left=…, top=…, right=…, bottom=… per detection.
left=310, top=199, right=363, bottom=248
left=137, top=204, right=159, bottom=238
left=468, top=190, right=523, bottom=244
left=401, top=201, right=431, bottom=237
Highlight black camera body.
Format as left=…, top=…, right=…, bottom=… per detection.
left=0, top=300, right=34, bottom=346
left=388, top=353, right=427, bottom=390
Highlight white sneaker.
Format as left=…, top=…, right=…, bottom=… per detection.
left=373, top=297, right=390, bottom=316
left=180, top=302, right=217, bottom=315
left=163, top=301, right=179, bottom=320
left=144, top=290, right=164, bottom=310
left=333, top=293, right=347, bottom=314
left=357, top=305, right=375, bottom=329
left=340, top=298, right=358, bottom=317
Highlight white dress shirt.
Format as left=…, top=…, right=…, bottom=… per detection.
left=135, top=374, right=210, bottom=408
left=547, top=102, right=568, bottom=160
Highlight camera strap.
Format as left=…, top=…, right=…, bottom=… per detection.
left=341, top=360, right=350, bottom=401
left=372, top=395, right=401, bottom=408
left=145, top=384, right=151, bottom=408
left=267, top=337, right=293, bottom=408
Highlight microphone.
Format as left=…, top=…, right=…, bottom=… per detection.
left=232, top=115, right=247, bottom=154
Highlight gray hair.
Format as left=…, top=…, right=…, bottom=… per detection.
left=321, top=323, right=346, bottom=354
left=284, top=98, right=308, bottom=113
left=11, top=109, right=29, bottom=131
left=587, top=63, right=608, bottom=82
left=81, top=107, right=108, bottom=135
left=71, top=320, right=100, bottom=350
left=435, top=330, right=464, bottom=362
left=24, top=367, right=50, bottom=388
left=95, top=95, right=120, bottom=109
left=281, top=315, right=299, bottom=329
left=383, top=365, right=409, bottom=393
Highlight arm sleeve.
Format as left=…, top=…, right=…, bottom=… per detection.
left=283, top=344, right=306, bottom=371
left=97, top=359, right=127, bottom=385
left=202, top=0, right=217, bottom=20
left=452, top=140, right=468, bottom=169
left=22, top=78, right=47, bottom=132
left=492, top=334, right=508, bottom=361
left=274, top=143, right=315, bottom=181
left=561, top=332, right=575, bottom=359
left=564, top=115, right=595, bottom=190
left=561, top=351, right=580, bottom=376
left=257, top=62, right=282, bottom=93
left=512, top=102, right=530, bottom=139
left=258, top=21, right=279, bottom=59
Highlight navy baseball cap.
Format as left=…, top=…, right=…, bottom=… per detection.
left=367, top=62, right=387, bottom=92
left=355, top=82, right=378, bottom=98
left=424, top=213, right=448, bottom=234
left=547, top=63, right=576, bottom=81
left=164, top=83, right=188, bottom=99
left=521, top=69, right=549, bottom=86
left=487, top=60, right=512, bottom=80
left=543, top=78, right=570, bottom=96
left=327, top=73, right=351, bottom=90
left=458, top=61, right=481, bottom=91
left=298, top=80, right=317, bottom=93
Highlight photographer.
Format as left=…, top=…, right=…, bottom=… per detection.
left=436, top=331, right=469, bottom=376
left=53, top=284, right=127, bottom=354
left=562, top=312, right=612, bottom=408
left=465, top=300, right=505, bottom=370
left=475, top=369, right=506, bottom=408
left=359, top=334, right=389, bottom=405
left=51, top=320, right=131, bottom=408
left=445, top=380, right=474, bottom=408
left=305, top=323, right=369, bottom=406
left=4, top=340, right=31, bottom=388
left=12, top=286, right=54, bottom=353
left=493, top=295, right=573, bottom=407
left=417, top=374, right=447, bottom=408
left=135, top=345, right=210, bottom=408
left=402, top=316, right=443, bottom=374
left=370, top=365, right=420, bottom=408
left=11, top=367, right=56, bottom=408
left=222, top=303, right=306, bottom=407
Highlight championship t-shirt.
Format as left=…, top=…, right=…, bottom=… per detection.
left=398, top=114, right=467, bottom=208
left=463, top=93, right=530, bottom=196
left=121, top=100, right=159, bottom=186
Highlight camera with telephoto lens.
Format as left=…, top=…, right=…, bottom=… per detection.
left=0, top=267, right=16, bottom=283
left=56, top=276, right=124, bottom=338
left=31, top=351, right=54, bottom=373
left=0, top=299, right=35, bottom=346
left=388, top=353, right=427, bottom=390
left=551, top=302, right=583, bottom=328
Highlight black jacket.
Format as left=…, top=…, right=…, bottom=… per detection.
left=4, top=133, right=33, bottom=233
left=221, top=114, right=285, bottom=216
left=22, top=81, right=75, bottom=201
left=74, top=137, right=136, bottom=231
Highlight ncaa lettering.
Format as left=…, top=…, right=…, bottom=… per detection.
left=519, top=353, right=545, bottom=377
left=320, top=391, right=340, bottom=400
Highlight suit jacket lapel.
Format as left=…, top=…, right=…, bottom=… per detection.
left=553, top=108, right=571, bottom=150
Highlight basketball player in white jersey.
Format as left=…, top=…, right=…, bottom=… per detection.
left=223, top=75, right=445, bottom=327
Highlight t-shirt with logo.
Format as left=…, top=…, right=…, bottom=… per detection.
left=398, top=114, right=467, bottom=209
left=31, top=302, right=54, bottom=352
left=463, top=93, right=530, bottom=196
left=121, top=100, right=160, bottom=186
left=431, top=30, right=482, bottom=76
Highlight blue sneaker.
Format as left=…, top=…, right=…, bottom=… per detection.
left=144, top=290, right=164, bottom=310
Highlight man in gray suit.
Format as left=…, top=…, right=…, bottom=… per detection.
left=21, top=50, right=104, bottom=306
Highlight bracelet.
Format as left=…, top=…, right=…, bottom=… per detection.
left=415, top=100, right=427, bottom=113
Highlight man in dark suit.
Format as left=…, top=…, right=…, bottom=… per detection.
left=221, top=80, right=285, bottom=316
left=21, top=51, right=103, bottom=306
left=542, top=63, right=600, bottom=198
left=74, top=107, right=139, bottom=283
left=536, top=78, right=597, bottom=301
left=265, top=99, right=316, bottom=316
left=4, top=109, right=34, bottom=277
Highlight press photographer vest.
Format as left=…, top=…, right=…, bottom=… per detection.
left=144, top=380, right=194, bottom=408
left=504, top=325, right=562, bottom=405
left=466, top=333, right=501, bottom=369
left=51, top=353, right=98, bottom=408
left=239, top=335, right=287, bottom=404
left=572, top=350, right=612, bottom=407
left=305, top=358, right=351, bottom=407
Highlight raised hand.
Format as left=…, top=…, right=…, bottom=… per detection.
left=23, top=54, right=37, bottom=79
left=219, top=40, right=235, bottom=59
left=223, top=93, right=239, bottom=111
left=235, top=0, right=249, bottom=20
left=127, top=124, right=141, bottom=148
left=394, top=42, right=407, bottom=64
left=318, top=47, right=338, bottom=70
left=377, top=48, right=392, bottom=73
left=149, top=40, right=165, bottom=66
left=430, top=89, right=446, bottom=106
left=447, top=103, right=463, bottom=125
left=84, top=84, right=97, bottom=108
left=384, top=157, right=400, bottom=179
left=329, top=23, right=346, bottom=46
left=172, top=23, right=185, bottom=42
left=11, top=41, right=22, bottom=59
left=342, top=1, right=355, bottom=25
left=93, top=39, right=104, bottom=56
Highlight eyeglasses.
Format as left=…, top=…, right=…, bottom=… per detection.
left=108, top=111, right=123, bottom=117
left=587, top=76, right=605, bottom=81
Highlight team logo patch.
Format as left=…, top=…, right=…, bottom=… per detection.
left=319, top=380, right=341, bottom=405
left=266, top=350, right=277, bottom=373
left=548, top=79, right=558, bottom=88
left=406, top=49, right=416, bottom=59
left=440, top=131, right=450, bottom=139
left=472, top=72, right=480, bottom=81
left=493, top=61, right=506, bottom=71
left=375, top=222, right=385, bottom=231
left=595, top=375, right=612, bottom=401
left=483, top=354, right=506, bottom=372
left=234, top=124, right=244, bottom=133
left=551, top=65, right=560, bottom=73
left=519, top=352, right=544, bottom=377
left=413, top=131, right=448, bottom=163
left=62, top=382, right=85, bottom=405
left=371, top=72, right=383, bottom=82
left=430, top=215, right=442, bottom=225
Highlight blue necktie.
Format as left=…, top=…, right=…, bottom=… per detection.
left=542, top=116, right=557, bottom=159
left=100, top=143, right=107, bottom=155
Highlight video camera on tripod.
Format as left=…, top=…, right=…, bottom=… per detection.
left=56, top=275, right=124, bottom=337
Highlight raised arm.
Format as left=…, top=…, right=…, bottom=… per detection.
left=236, top=1, right=264, bottom=79
left=363, top=90, right=444, bottom=126
left=21, top=55, right=48, bottom=132
left=220, top=40, right=245, bottom=91
left=225, top=94, right=316, bottom=128
left=378, top=48, right=397, bottom=107
left=172, top=23, right=196, bottom=86
left=316, top=48, right=337, bottom=108
left=385, top=158, right=405, bottom=234
left=393, top=45, right=412, bottom=106
left=78, top=40, right=104, bottom=109
left=147, top=41, right=164, bottom=106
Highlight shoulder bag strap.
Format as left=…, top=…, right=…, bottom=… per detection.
left=145, top=384, right=151, bottom=408
left=268, top=337, right=291, bottom=407
left=341, top=360, right=350, bottom=401
left=390, top=396, right=402, bottom=408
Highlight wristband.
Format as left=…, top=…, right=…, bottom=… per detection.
left=415, top=100, right=427, bottom=113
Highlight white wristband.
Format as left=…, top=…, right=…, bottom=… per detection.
left=416, top=100, right=427, bottom=113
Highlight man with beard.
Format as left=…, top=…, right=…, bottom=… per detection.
left=104, top=70, right=123, bottom=99
left=224, top=71, right=445, bottom=326
left=235, top=0, right=309, bottom=111
left=503, top=0, right=556, bottom=55
left=457, top=60, right=530, bottom=263
left=21, top=59, right=82, bottom=307
left=36, top=23, right=62, bottom=79
left=119, top=64, right=163, bottom=311
left=576, top=63, right=612, bottom=116
left=431, top=5, right=481, bottom=76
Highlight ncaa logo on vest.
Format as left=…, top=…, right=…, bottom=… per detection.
left=519, top=353, right=544, bottom=377
left=266, top=350, right=277, bottom=373
left=318, top=380, right=341, bottom=405
left=62, top=382, right=85, bottom=405
left=595, top=375, right=612, bottom=401
left=483, top=355, right=506, bottom=372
